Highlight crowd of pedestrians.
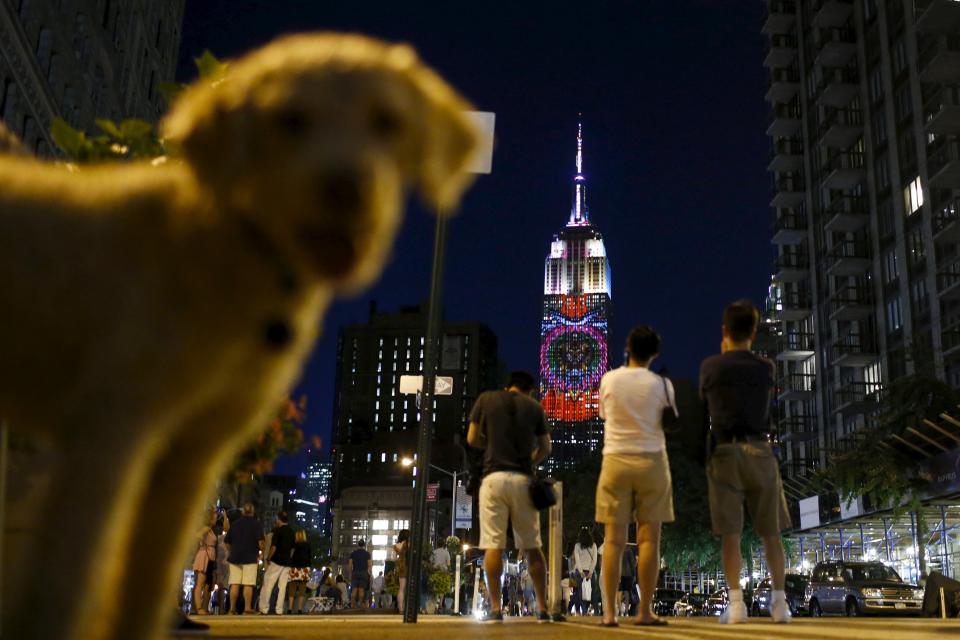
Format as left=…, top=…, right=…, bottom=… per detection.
left=466, top=300, right=792, bottom=627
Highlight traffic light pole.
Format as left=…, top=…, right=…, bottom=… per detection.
left=403, top=211, right=448, bottom=623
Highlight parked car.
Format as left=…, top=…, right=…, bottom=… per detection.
left=652, top=589, right=685, bottom=616
left=673, top=592, right=708, bottom=616
left=703, top=589, right=728, bottom=616
left=752, top=574, right=809, bottom=617
left=806, top=561, right=923, bottom=616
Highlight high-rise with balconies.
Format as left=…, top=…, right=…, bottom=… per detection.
left=764, top=0, right=960, bottom=505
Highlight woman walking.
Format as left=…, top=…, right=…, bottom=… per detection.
left=594, top=325, right=676, bottom=627
left=393, top=529, right=410, bottom=613
left=191, top=509, right=218, bottom=615
left=571, top=529, right=597, bottom=615
left=286, top=529, right=312, bottom=614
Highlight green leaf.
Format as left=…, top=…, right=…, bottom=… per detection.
left=50, top=117, right=86, bottom=159
left=95, top=119, right=122, bottom=139
left=118, top=119, right=155, bottom=141
left=194, top=50, right=228, bottom=80
left=158, top=81, right=185, bottom=104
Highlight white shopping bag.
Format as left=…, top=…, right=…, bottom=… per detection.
left=581, top=576, right=592, bottom=601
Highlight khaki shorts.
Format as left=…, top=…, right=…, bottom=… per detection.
left=707, top=441, right=792, bottom=536
left=228, top=562, right=259, bottom=586
left=595, top=450, right=675, bottom=524
left=479, top=471, right=542, bottom=549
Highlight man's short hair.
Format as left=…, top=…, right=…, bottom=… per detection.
left=723, top=300, right=760, bottom=342
left=506, top=370, right=535, bottom=393
left=277, top=511, right=289, bottom=524
left=627, top=325, right=661, bottom=362
left=242, top=502, right=255, bottom=516
left=357, top=539, right=366, bottom=547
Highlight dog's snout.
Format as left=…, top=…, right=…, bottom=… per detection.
left=318, top=170, right=364, bottom=215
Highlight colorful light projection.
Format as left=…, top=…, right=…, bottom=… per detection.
left=540, top=293, right=609, bottom=421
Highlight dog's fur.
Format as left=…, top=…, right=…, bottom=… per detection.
left=0, top=33, right=477, bottom=640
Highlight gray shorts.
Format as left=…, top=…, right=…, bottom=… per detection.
left=707, top=441, right=791, bottom=536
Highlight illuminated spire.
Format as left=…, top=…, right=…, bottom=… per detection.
left=569, top=114, right=589, bottom=226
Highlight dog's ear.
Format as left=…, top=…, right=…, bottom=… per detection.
left=405, top=59, right=480, bottom=212
left=162, top=85, right=245, bottom=194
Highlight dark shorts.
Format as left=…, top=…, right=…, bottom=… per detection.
left=707, top=441, right=792, bottom=536
left=350, top=574, right=369, bottom=590
left=619, top=576, right=635, bottom=592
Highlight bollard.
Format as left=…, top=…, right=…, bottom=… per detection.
left=472, top=563, right=482, bottom=618
left=453, top=554, right=461, bottom=615
left=941, top=587, right=947, bottom=620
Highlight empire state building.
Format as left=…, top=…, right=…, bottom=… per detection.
left=539, top=121, right=612, bottom=471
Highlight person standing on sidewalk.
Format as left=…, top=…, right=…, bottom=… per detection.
left=700, top=300, right=792, bottom=625
left=259, top=511, right=295, bottom=615
left=595, top=325, right=676, bottom=627
left=348, top=539, right=373, bottom=608
left=224, top=503, right=264, bottom=614
left=466, top=370, right=555, bottom=623
left=571, top=529, right=597, bottom=615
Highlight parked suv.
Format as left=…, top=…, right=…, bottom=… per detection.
left=807, top=561, right=923, bottom=616
left=652, top=589, right=685, bottom=617
left=752, top=574, right=808, bottom=616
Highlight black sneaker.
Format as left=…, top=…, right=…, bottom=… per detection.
left=551, top=613, right=566, bottom=623
left=483, top=611, right=504, bottom=623
left=537, top=611, right=551, bottom=623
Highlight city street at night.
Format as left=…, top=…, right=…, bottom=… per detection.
left=182, top=615, right=960, bottom=640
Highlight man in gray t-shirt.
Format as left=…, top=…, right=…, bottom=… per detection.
left=467, top=371, right=553, bottom=622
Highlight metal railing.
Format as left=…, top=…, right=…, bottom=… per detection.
left=770, top=33, right=799, bottom=49
left=933, top=197, right=960, bottom=234
left=772, top=212, right=808, bottom=234
left=927, top=138, right=960, bottom=178
left=775, top=252, right=810, bottom=270
left=819, top=106, right=863, bottom=138
left=826, top=239, right=871, bottom=262
left=815, top=27, right=857, bottom=49
left=824, top=195, right=867, bottom=218
left=937, top=252, right=960, bottom=292
left=763, top=0, right=797, bottom=20
left=835, top=381, right=883, bottom=409
left=829, top=285, right=873, bottom=312
left=780, top=331, right=815, bottom=351
left=769, top=102, right=802, bottom=125
left=780, top=373, right=816, bottom=394
left=923, top=84, right=960, bottom=122
left=919, top=35, right=960, bottom=70
left=825, top=149, right=865, bottom=172
left=830, top=333, right=877, bottom=362
left=770, top=137, right=804, bottom=159
left=816, top=67, right=859, bottom=96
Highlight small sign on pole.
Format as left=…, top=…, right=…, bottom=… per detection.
left=455, top=485, right=472, bottom=530
left=426, top=483, right=440, bottom=503
left=399, top=374, right=454, bottom=396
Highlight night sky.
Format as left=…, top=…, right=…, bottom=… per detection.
left=176, top=1, right=774, bottom=473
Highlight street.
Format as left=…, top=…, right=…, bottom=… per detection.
left=180, top=615, right=960, bottom=640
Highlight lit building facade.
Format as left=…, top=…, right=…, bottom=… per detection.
left=540, top=122, right=612, bottom=471
left=298, top=450, right=333, bottom=535
left=0, top=0, right=185, bottom=156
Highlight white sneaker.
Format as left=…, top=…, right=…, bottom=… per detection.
left=770, top=598, right=792, bottom=624
left=719, top=600, right=747, bottom=624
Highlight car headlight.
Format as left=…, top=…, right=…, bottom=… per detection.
left=861, top=588, right=883, bottom=598
left=914, top=588, right=924, bottom=600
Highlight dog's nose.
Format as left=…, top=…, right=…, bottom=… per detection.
left=318, top=170, right=364, bottom=215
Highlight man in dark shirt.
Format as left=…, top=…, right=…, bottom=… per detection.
left=258, top=511, right=295, bottom=615
left=348, top=539, right=372, bottom=607
left=224, top=503, right=265, bottom=614
left=699, top=300, right=791, bottom=625
left=467, top=370, right=553, bottom=623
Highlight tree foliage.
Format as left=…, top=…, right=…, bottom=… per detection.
left=227, top=395, right=307, bottom=482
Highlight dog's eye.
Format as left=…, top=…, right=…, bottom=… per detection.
left=275, top=109, right=309, bottom=135
left=370, top=106, right=401, bottom=138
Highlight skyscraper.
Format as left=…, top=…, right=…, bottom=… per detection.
left=540, top=121, right=612, bottom=471
left=763, top=1, right=960, bottom=500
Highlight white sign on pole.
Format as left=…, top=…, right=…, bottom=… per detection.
left=454, top=485, right=472, bottom=530
left=799, top=496, right=821, bottom=530
left=464, top=111, right=495, bottom=175
left=840, top=494, right=863, bottom=520
left=399, top=374, right=454, bottom=396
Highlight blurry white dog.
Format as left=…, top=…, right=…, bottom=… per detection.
left=0, top=33, right=477, bottom=640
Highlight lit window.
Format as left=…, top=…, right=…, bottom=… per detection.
left=372, top=550, right=387, bottom=561
left=371, top=535, right=388, bottom=546
left=372, top=519, right=389, bottom=531
left=903, top=176, right=923, bottom=214
left=366, top=453, right=371, bottom=462
left=381, top=452, right=386, bottom=463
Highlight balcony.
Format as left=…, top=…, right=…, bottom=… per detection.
left=778, top=372, right=816, bottom=402
left=765, top=34, right=799, bottom=68
left=914, top=0, right=960, bottom=34
left=927, top=138, right=960, bottom=188
left=776, top=288, right=813, bottom=321
left=821, top=150, right=865, bottom=189
left=814, top=28, right=857, bottom=67
left=768, top=137, right=804, bottom=172
left=816, top=67, right=860, bottom=108
left=771, top=211, right=807, bottom=244
left=933, top=197, right=960, bottom=243
left=774, top=252, right=809, bottom=282
left=941, top=314, right=960, bottom=358
left=919, top=35, right=960, bottom=84
left=823, top=195, right=868, bottom=233
left=825, top=240, right=871, bottom=277
left=937, top=253, right=960, bottom=299
left=834, top=382, right=882, bottom=416
left=763, top=1, right=797, bottom=34
left=777, top=331, right=815, bottom=361
left=770, top=174, right=804, bottom=208
left=767, top=102, right=802, bottom=138
left=818, top=107, right=863, bottom=148
left=780, top=416, right=819, bottom=443
left=925, top=85, right=960, bottom=135
left=766, top=68, right=801, bottom=103
left=829, top=334, right=877, bottom=367
left=828, top=285, right=873, bottom=321
left=813, top=0, right=854, bottom=27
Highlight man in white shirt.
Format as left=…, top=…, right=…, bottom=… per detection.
left=431, top=544, right=451, bottom=569
left=595, top=326, right=676, bottom=627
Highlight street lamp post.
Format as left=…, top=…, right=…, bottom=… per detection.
left=401, top=459, right=459, bottom=548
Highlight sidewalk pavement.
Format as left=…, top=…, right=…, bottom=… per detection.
left=179, top=613, right=960, bottom=640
